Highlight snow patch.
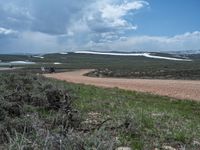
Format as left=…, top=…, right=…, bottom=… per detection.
left=74, top=51, right=192, bottom=61
left=53, top=62, right=62, bottom=65
left=9, top=61, right=36, bottom=65
left=59, top=52, right=68, bottom=55
left=33, top=55, right=44, bottom=59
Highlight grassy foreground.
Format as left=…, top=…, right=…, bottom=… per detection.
left=0, top=73, right=200, bottom=150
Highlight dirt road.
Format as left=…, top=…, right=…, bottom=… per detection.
left=45, top=69, right=200, bottom=101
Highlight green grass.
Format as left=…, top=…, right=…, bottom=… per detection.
left=56, top=79, right=200, bottom=149
left=0, top=73, right=200, bottom=149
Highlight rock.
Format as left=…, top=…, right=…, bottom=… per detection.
left=116, top=147, right=132, bottom=150
left=115, top=137, right=121, bottom=145
left=162, top=145, right=176, bottom=150
left=193, top=140, right=200, bottom=146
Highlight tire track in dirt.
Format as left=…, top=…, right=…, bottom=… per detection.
left=44, top=69, right=200, bottom=101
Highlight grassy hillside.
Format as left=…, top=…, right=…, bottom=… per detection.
left=1, top=52, right=200, bottom=79
left=0, top=73, right=200, bottom=149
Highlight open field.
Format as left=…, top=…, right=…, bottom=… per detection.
left=1, top=52, right=200, bottom=149
left=1, top=52, right=200, bottom=79
left=0, top=73, right=200, bottom=150
left=45, top=69, right=200, bottom=101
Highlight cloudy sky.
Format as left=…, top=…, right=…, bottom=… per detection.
left=0, top=0, right=200, bottom=53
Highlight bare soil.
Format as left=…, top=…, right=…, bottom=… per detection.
left=44, top=69, right=200, bottom=101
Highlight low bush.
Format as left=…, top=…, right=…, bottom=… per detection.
left=0, top=73, right=81, bottom=149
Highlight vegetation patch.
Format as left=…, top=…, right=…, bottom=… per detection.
left=0, top=73, right=200, bottom=149
left=0, top=73, right=81, bottom=149
left=1, top=53, right=200, bottom=79
left=86, top=68, right=200, bottom=80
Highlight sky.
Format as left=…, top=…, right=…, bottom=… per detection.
left=0, top=0, right=200, bottom=53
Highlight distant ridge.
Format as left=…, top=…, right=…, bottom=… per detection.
left=74, top=51, right=192, bottom=61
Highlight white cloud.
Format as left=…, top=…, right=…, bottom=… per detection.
left=65, top=0, right=148, bottom=46
left=0, top=0, right=149, bottom=53
left=85, top=0, right=148, bottom=33
left=83, top=31, right=200, bottom=51
left=100, top=1, right=148, bottom=21
left=0, top=27, right=18, bottom=37
left=17, top=31, right=66, bottom=52
left=0, top=0, right=199, bottom=53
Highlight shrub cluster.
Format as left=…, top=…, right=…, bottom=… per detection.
left=87, top=68, right=200, bottom=80
left=0, top=73, right=80, bottom=149
left=0, top=73, right=119, bottom=149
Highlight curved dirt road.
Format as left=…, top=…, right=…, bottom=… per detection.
left=45, top=69, right=200, bottom=101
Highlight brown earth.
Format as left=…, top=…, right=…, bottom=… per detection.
left=44, top=69, right=200, bottom=101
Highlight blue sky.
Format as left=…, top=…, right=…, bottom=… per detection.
left=134, top=0, right=200, bottom=36
left=0, top=0, right=199, bottom=53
